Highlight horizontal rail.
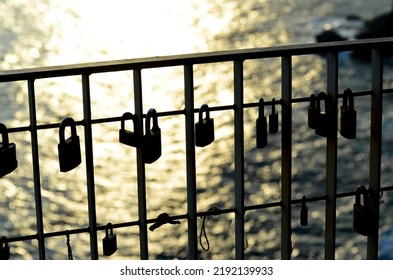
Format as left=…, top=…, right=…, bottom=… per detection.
left=1, top=38, right=393, bottom=82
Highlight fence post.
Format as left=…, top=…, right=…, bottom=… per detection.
left=281, top=56, right=292, bottom=259
left=27, top=79, right=46, bottom=259
left=82, top=74, right=99, bottom=259
left=133, top=69, right=149, bottom=260
left=184, top=64, right=198, bottom=259
left=325, top=52, right=338, bottom=260
left=367, top=48, right=383, bottom=259
left=234, top=60, right=245, bottom=259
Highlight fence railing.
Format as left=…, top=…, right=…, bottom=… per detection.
left=1, top=37, right=393, bottom=260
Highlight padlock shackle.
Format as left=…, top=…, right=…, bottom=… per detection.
left=258, top=98, right=265, bottom=118
left=270, top=98, right=277, bottom=115
left=121, top=112, right=137, bottom=131
left=198, top=104, right=210, bottom=123
left=342, top=88, right=354, bottom=109
left=145, top=108, right=159, bottom=132
left=0, top=123, right=10, bottom=146
left=316, top=92, right=327, bottom=113
left=105, top=222, right=114, bottom=236
left=0, top=236, right=8, bottom=247
left=355, top=185, right=369, bottom=207
left=309, top=94, right=316, bottom=109
left=59, top=117, right=78, bottom=144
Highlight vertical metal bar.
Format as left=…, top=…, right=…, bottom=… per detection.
left=81, top=74, right=99, bottom=259
left=281, top=56, right=292, bottom=259
left=184, top=64, right=198, bottom=259
left=133, top=69, right=149, bottom=259
left=325, top=52, right=338, bottom=259
left=27, top=79, right=46, bottom=259
left=367, top=48, right=383, bottom=259
left=234, top=60, right=245, bottom=259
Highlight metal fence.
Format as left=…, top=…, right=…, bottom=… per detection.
left=1, top=38, right=393, bottom=260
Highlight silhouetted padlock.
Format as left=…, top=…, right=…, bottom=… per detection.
left=315, top=92, right=334, bottom=137
left=195, top=104, right=215, bottom=147
left=143, top=108, right=161, bottom=164
left=269, top=98, right=279, bottom=133
left=256, top=98, right=267, bottom=148
left=300, top=196, right=308, bottom=226
left=0, top=123, right=18, bottom=178
left=119, top=112, right=140, bottom=147
left=0, top=236, right=10, bottom=260
left=340, top=88, right=357, bottom=139
left=307, top=94, right=318, bottom=129
left=103, top=223, right=117, bottom=256
left=353, top=185, right=373, bottom=236
left=58, top=117, right=82, bottom=172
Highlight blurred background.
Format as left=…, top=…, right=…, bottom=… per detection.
left=1, top=0, right=393, bottom=259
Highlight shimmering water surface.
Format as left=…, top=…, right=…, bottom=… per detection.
left=1, top=0, right=393, bottom=259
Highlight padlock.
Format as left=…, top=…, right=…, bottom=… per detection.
left=300, top=196, right=308, bottom=226
left=142, top=108, right=161, bottom=164
left=195, top=104, right=215, bottom=147
left=269, top=98, right=279, bottom=133
left=119, top=112, right=140, bottom=147
left=353, top=185, right=373, bottom=236
left=256, top=98, right=267, bottom=148
left=102, top=223, right=117, bottom=256
left=0, top=236, right=10, bottom=260
left=340, top=88, right=357, bottom=139
left=0, top=123, right=18, bottom=178
left=58, top=117, right=82, bottom=172
left=314, top=92, right=334, bottom=137
left=307, top=94, right=318, bottom=129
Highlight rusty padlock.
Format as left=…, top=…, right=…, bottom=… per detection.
left=142, top=108, right=161, bottom=164
left=0, top=123, right=18, bottom=178
left=353, top=185, right=374, bottom=236
left=195, top=104, right=215, bottom=147
left=119, top=112, right=140, bottom=147
left=256, top=98, right=267, bottom=148
left=103, top=223, right=117, bottom=256
left=58, top=117, right=82, bottom=172
left=314, top=92, right=334, bottom=137
left=340, top=88, right=357, bottom=139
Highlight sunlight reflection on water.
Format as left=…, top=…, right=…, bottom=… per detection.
left=1, top=0, right=393, bottom=260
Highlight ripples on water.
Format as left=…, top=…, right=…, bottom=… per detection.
left=1, top=0, right=393, bottom=259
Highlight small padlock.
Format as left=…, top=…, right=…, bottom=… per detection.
left=58, top=117, right=82, bottom=172
left=119, top=112, right=140, bottom=147
left=256, top=98, right=267, bottom=148
left=307, top=94, right=318, bottom=129
left=315, top=92, right=334, bottom=137
left=340, top=88, right=357, bottom=139
left=102, top=223, right=117, bottom=256
left=269, top=98, right=279, bottom=133
left=195, top=104, right=215, bottom=147
left=353, top=185, right=373, bottom=236
left=0, top=123, right=18, bottom=178
left=0, top=236, right=10, bottom=260
left=300, top=196, right=308, bottom=226
left=142, top=108, right=162, bottom=164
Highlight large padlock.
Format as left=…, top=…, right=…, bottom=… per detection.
left=269, top=98, right=279, bottom=133
left=256, top=98, right=267, bottom=148
left=307, top=94, right=318, bottom=129
left=102, top=223, right=117, bottom=256
left=353, top=185, right=374, bottom=236
left=0, top=236, right=10, bottom=260
left=314, top=92, right=334, bottom=137
left=119, top=112, right=140, bottom=147
left=340, top=88, right=357, bottom=139
left=142, top=108, right=161, bottom=164
left=58, top=117, right=82, bottom=172
left=0, top=123, right=18, bottom=178
left=195, top=104, right=215, bottom=147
